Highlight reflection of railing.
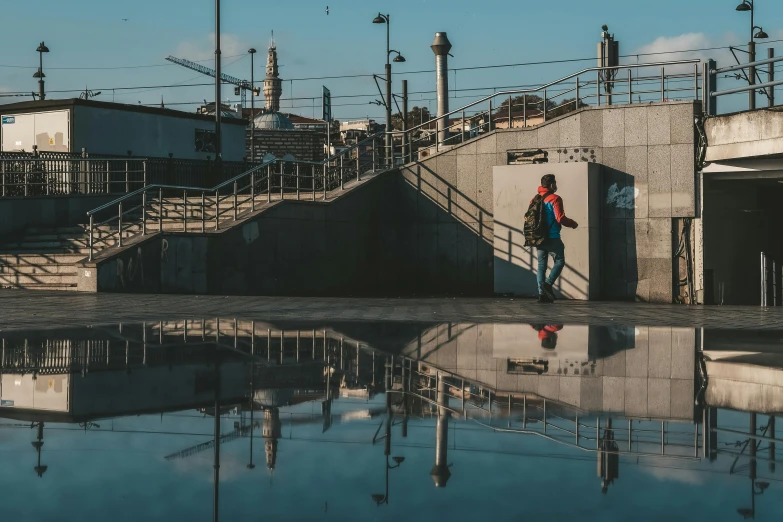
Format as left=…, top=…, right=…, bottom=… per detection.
left=85, top=132, right=385, bottom=260
left=387, top=354, right=701, bottom=460
left=392, top=60, right=702, bottom=163
left=0, top=320, right=374, bottom=379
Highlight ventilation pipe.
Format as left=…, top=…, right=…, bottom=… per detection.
left=431, top=32, right=452, bottom=146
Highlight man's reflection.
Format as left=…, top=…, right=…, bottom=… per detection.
left=531, top=324, right=564, bottom=350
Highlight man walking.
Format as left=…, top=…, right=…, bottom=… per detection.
left=535, top=174, right=578, bottom=303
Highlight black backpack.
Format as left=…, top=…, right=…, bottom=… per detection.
left=523, top=193, right=550, bottom=247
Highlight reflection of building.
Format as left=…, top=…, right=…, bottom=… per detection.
left=262, top=408, right=282, bottom=470
left=597, top=419, right=619, bottom=494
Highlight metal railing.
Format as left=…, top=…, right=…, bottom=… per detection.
left=84, top=132, right=384, bottom=260
left=391, top=59, right=702, bottom=163
left=0, top=153, right=256, bottom=197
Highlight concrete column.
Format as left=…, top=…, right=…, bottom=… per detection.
left=431, top=33, right=452, bottom=147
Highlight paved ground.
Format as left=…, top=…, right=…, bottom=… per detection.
left=1, top=290, right=782, bottom=331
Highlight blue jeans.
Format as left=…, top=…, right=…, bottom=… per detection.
left=536, top=238, right=565, bottom=295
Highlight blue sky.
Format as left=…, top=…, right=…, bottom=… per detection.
left=1, top=0, right=782, bottom=119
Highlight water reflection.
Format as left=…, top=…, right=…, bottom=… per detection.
left=0, top=319, right=781, bottom=520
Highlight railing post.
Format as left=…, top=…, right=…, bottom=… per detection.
left=762, top=252, right=768, bottom=307
left=542, top=89, right=547, bottom=122
left=142, top=190, right=147, bottom=235
left=89, top=214, right=94, bottom=261
left=462, top=109, right=466, bottom=143
left=372, top=139, right=377, bottom=171
left=355, top=149, right=360, bottom=182
left=143, top=160, right=147, bottom=188
left=312, top=165, right=316, bottom=201
left=769, top=48, right=775, bottom=108
left=251, top=171, right=255, bottom=211
left=280, top=161, right=284, bottom=200
left=508, top=95, right=512, bottom=129
left=215, top=190, right=220, bottom=230
left=106, top=160, right=110, bottom=193
left=597, top=69, right=601, bottom=106
left=661, top=67, right=666, bottom=102
left=267, top=165, right=271, bottom=203
left=118, top=202, right=123, bottom=247
left=158, top=187, right=163, bottom=232
left=1, top=161, right=5, bottom=197
left=24, top=162, right=28, bottom=197
left=488, top=99, right=493, bottom=131
left=201, top=192, right=205, bottom=233
left=233, top=181, right=238, bottom=220
left=523, top=94, right=527, bottom=128
left=183, top=190, right=188, bottom=232
left=575, top=78, right=580, bottom=110
left=340, top=156, right=344, bottom=190
left=694, top=63, right=699, bottom=102
left=628, top=69, right=633, bottom=104
left=125, top=160, right=129, bottom=193
left=297, top=163, right=301, bottom=198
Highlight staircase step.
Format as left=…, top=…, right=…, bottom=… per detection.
left=0, top=273, right=77, bottom=285
left=0, top=263, right=77, bottom=275
left=0, top=253, right=86, bottom=264
left=0, top=282, right=78, bottom=291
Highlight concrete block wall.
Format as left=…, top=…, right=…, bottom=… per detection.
left=399, top=323, right=697, bottom=421
left=0, top=194, right=117, bottom=238
left=400, top=101, right=699, bottom=302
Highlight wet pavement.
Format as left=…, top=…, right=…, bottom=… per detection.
left=1, top=317, right=782, bottom=520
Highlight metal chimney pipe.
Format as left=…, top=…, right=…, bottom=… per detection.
left=431, top=32, right=452, bottom=147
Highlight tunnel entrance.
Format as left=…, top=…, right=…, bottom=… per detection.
left=703, top=176, right=783, bottom=305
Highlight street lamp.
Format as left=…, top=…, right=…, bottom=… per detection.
left=33, top=42, right=49, bottom=101
left=215, top=0, right=222, bottom=163
left=248, top=48, right=257, bottom=163
left=372, top=13, right=405, bottom=168
left=735, top=0, right=769, bottom=109
left=31, top=422, right=47, bottom=478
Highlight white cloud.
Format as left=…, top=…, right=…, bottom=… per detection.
left=174, top=33, right=248, bottom=61
left=642, top=464, right=705, bottom=485
left=629, top=32, right=739, bottom=72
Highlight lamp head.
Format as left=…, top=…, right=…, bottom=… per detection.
left=373, top=14, right=386, bottom=24
left=32, top=68, right=45, bottom=79
left=371, top=493, right=385, bottom=504
left=393, top=54, right=406, bottom=63
left=392, top=456, right=405, bottom=464
left=36, top=42, right=49, bottom=53
left=248, top=48, right=257, bottom=54
left=754, top=28, right=769, bottom=38
left=735, top=1, right=751, bottom=11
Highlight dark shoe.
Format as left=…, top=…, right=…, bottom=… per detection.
left=541, top=282, right=557, bottom=301
left=537, top=294, right=553, bottom=304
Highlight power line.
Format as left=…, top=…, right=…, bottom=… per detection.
left=0, top=53, right=248, bottom=70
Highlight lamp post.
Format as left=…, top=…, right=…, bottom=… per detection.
left=33, top=42, right=49, bottom=101
left=214, top=0, right=222, bottom=163
left=373, top=13, right=405, bottom=168
left=736, top=0, right=769, bottom=110
left=248, top=48, right=257, bottom=163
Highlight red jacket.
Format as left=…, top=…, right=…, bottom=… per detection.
left=532, top=186, right=578, bottom=237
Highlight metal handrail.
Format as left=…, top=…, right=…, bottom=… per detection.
left=84, top=130, right=386, bottom=260
left=394, top=59, right=701, bottom=137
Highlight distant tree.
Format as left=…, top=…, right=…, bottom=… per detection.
left=392, top=106, right=432, bottom=131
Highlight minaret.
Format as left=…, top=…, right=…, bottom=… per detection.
left=263, top=32, right=282, bottom=112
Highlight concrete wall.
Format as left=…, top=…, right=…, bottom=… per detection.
left=705, top=108, right=783, bottom=161
left=72, top=105, right=246, bottom=161
left=399, top=323, right=697, bottom=420
left=400, top=101, right=699, bottom=302
left=0, top=194, right=116, bottom=239
left=493, top=163, right=601, bottom=299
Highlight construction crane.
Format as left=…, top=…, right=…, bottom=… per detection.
left=165, top=55, right=260, bottom=111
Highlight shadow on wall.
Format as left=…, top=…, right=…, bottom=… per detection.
left=602, top=167, right=638, bottom=301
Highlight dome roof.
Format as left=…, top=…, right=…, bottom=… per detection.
left=254, top=111, right=294, bottom=130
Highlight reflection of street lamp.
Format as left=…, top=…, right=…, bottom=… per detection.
left=371, top=455, right=405, bottom=505
left=31, top=422, right=47, bottom=477
left=736, top=480, right=770, bottom=519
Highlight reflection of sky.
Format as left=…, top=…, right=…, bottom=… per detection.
left=0, top=403, right=781, bottom=521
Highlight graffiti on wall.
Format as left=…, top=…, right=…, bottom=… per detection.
left=606, top=183, right=639, bottom=210
left=116, top=247, right=145, bottom=288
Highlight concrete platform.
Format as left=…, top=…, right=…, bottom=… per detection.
left=0, top=290, right=781, bottom=330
